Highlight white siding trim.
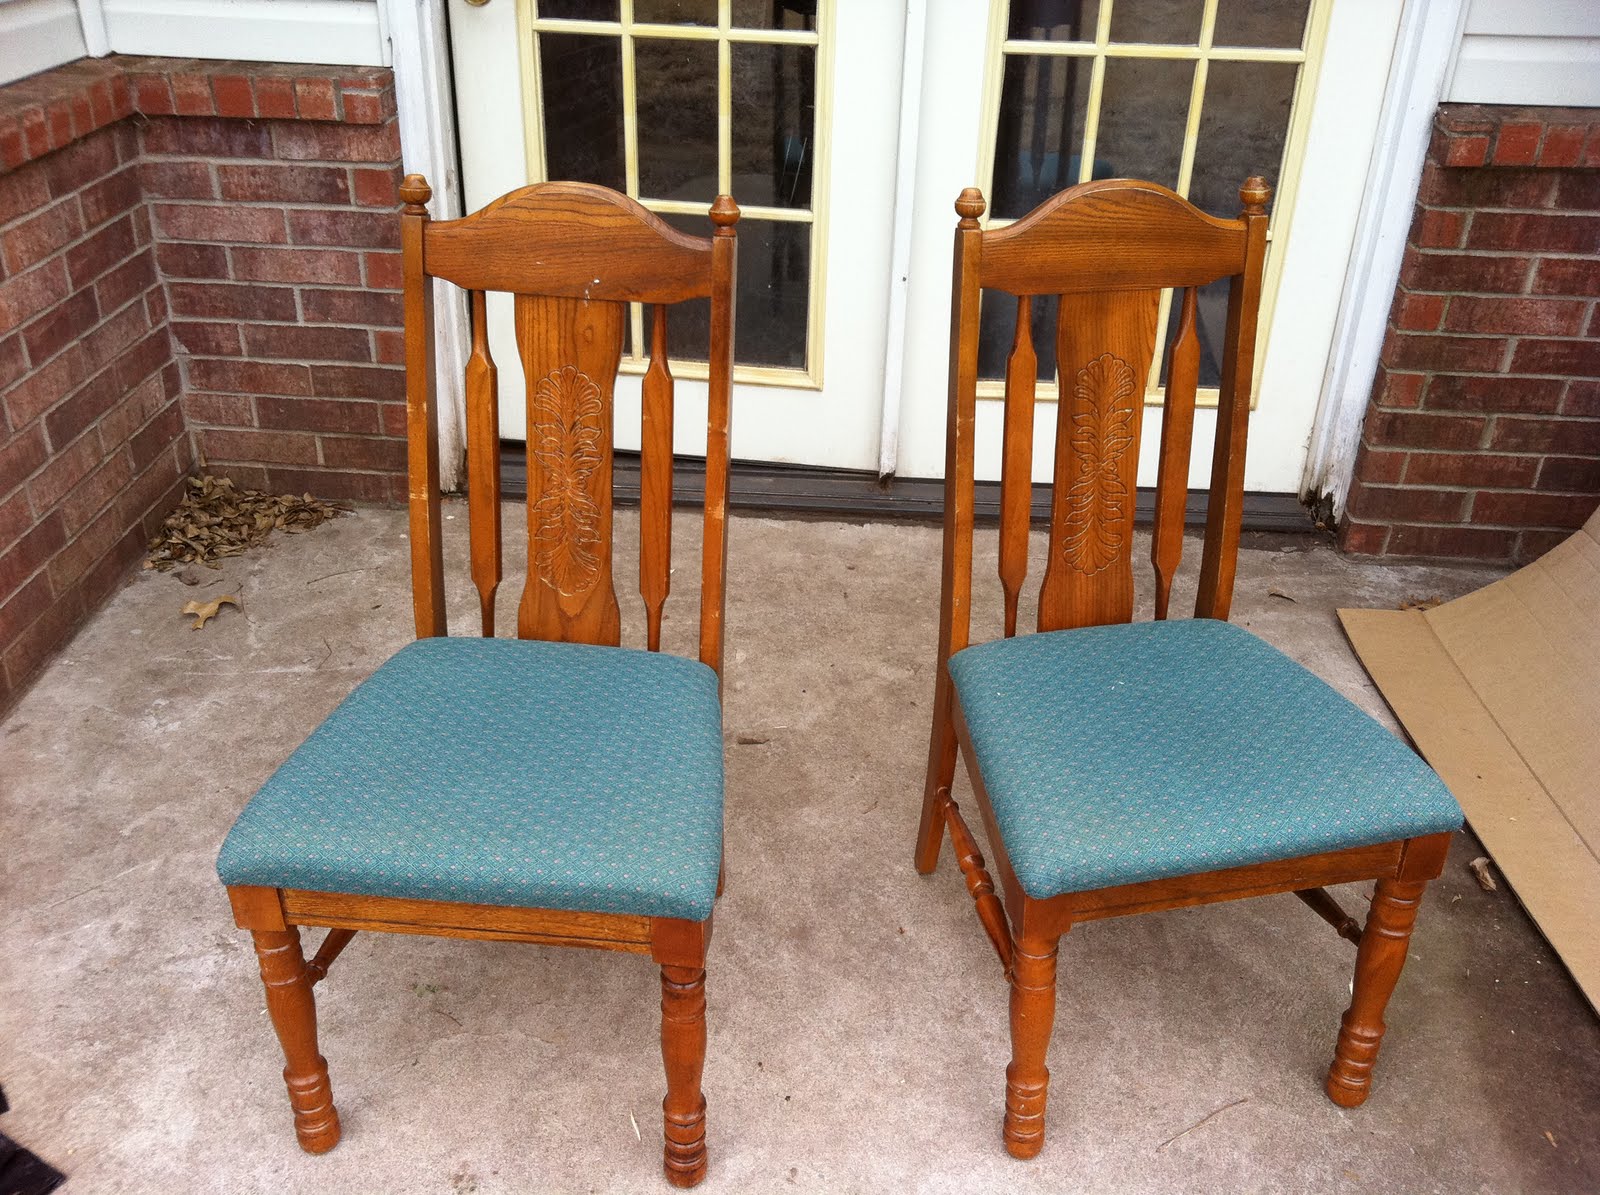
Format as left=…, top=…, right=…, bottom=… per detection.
left=1301, top=0, right=1468, bottom=514
left=0, top=0, right=89, bottom=87
left=101, top=0, right=386, bottom=67
left=1449, top=35, right=1600, bottom=107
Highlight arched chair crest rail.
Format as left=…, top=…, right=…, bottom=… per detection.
left=913, top=176, right=1463, bottom=1160
left=216, top=175, right=739, bottom=1188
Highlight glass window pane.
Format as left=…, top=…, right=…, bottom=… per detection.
left=536, top=0, right=619, bottom=19
left=659, top=215, right=810, bottom=369
left=636, top=38, right=719, bottom=203
left=1213, top=0, right=1311, bottom=49
left=538, top=33, right=625, bottom=191
left=979, top=290, right=1061, bottom=383
left=731, top=43, right=816, bottom=210
left=1092, top=57, right=1193, bottom=190
left=730, top=0, right=818, bottom=32
left=1007, top=0, right=1101, bottom=42
left=990, top=51, right=1091, bottom=219
left=1188, top=60, right=1297, bottom=219
left=1109, top=0, right=1203, bottom=44
left=1157, top=278, right=1231, bottom=390
left=633, top=0, right=713, bottom=24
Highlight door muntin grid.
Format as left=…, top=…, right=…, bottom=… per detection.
left=521, top=0, right=827, bottom=384
left=978, top=0, right=1324, bottom=404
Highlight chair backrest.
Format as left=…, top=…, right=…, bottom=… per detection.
left=937, top=176, right=1270, bottom=663
left=399, top=176, right=739, bottom=679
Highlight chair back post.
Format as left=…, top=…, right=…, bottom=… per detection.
left=1195, top=175, right=1271, bottom=620
left=400, top=173, right=447, bottom=638
left=937, top=188, right=987, bottom=673
left=699, top=196, right=740, bottom=688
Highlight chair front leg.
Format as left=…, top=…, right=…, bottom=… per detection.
left=660, top=964, right=709, bottom=1187
left=251, top=928, right=341, bottom=1153
left=1004, top=931, right=1061, bottom=1159
left=1326, top=876, right=1427, bottom=1107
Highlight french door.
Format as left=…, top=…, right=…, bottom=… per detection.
left=449, top=0, right=1404, bottom=491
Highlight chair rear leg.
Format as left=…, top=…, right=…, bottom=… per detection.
left=1004, top=932, right=1061, bottom=1159
left=250, top=928, right=341, bottom=1153
left=1326, top=877, right=1427, bottom=1107
left=660, top=965, right=709, bottom=1187
left=915, top=681, right=959, bottom=873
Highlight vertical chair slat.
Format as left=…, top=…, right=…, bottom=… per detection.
left=1196, top=179, right=1271, bottom=621
left=641, top=304, right=674, bottom=652
left=465, top=290, right=502, bottom=636
left=999, top=294, right=1036, bottom=638
left=400, top=175, right=445, bottom=638
left=1151, top=285, right=1198, bottom=620
left=699, top=196, right=740, bottom=685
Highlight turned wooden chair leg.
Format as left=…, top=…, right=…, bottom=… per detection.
left=915, top=685, right=960, bottom=873
left=1004, top=932, right=1061, bottom=1159
left=251, top=928, right=341, bottom=1154
left=1326, top=877, right=1427, bottom=1108
left=660, top=965, right=709, bottom=1188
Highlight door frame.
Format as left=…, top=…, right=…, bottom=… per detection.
left=1301, top=0, right=1469, bottom=514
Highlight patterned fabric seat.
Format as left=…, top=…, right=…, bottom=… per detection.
left=948, top=619, right=1462, bottom=900
left=217, top=637, right=724, bottom=921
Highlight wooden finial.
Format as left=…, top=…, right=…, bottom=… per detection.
left=955, top=187, right=986, bottom=228
left=709, top=194, right=740, bottom=236
left=399, top=173, right=432, bottom=213
left=1240, top=176, right=1271, bottom=215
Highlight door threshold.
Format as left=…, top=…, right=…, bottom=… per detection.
left=498, top=443, right=1316, bottom=532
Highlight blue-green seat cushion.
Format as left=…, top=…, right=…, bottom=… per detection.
left=947, top=619, right=1462, bottom=900
left=217, top=637, right=724, bottom=921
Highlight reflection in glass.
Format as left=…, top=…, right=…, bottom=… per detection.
left=538, top=34, right=625, bottom=191
left=979, top=290, right=1061, bottom=383
left=1158, top=278, right=1231, bottom=390
left=1109, top=0, right=1203, bottom=44
left=990, top=52, right=1092, bottom=220
left=1092, top=57, right=1193, bottom=190
left=1006, top=0, right=1100, bottom=42
left=731, top=43, right=815, bottom=209
left=636, top=38, right=719, bottom=202
left=661, top=215, right=809, bottom=369
left=730, top=0, right=817, bottom=32
left=1212, top=0, right=1311, bottom=48
left=1189, top=60, right=1296, bottom=219
left=535, top=0, right=619, bottom=18
left=633, top=0, right=714, bottom=24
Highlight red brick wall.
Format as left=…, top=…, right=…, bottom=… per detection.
left=0, top=56, right=405, bottom=712
left=1342, top=105, right=1600, bottom=563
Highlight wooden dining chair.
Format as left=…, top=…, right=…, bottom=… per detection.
left=216, top=175, right=738, bottom=1188
left=914, top=177, right=1463, bottom=1160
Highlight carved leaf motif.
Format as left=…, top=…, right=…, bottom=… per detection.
left=530, top=365, right=605, bottom=597
left=1062, top=352, right=1136, bottom=575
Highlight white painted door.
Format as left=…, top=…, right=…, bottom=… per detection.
left=891, top=0, right=1405, bottom=493
left=447, top=0, right=904, bottom=471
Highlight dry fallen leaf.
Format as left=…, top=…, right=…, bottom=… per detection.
left=1399, top=594, right=1443, bottom=611
left=182, top=594, right=240, bottom=630
left=1268, top=588, right=1298, bottom=603
left=1468, top=856, right=1499, bottom=892
left=1544, top=1131, right=1558, bottom=1148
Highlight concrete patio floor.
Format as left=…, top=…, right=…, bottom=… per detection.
left=2, top=503, right=1597, bottom=1193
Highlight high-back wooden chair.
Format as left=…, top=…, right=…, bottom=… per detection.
left=217, top=176, right=738, bottom=1188
left=914, top=178, right=1462, bottom=1159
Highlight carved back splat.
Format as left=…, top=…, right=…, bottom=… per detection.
left=400, top=176, right=739, bottom=674
left=1037, top=287, right=1161, bottom=631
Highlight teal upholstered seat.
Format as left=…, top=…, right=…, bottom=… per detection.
left=947, top=619, right=1461, bottom=901
left=217, top=637, right=724, bottom=921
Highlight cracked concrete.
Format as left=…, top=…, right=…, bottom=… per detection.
left=2, top=503, right=1597, bottom=1193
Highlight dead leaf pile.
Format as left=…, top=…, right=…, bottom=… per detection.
left=146, top=475, right=345, bottom=571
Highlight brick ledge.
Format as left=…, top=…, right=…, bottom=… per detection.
left=1432, top=103, right=1600, bottom=171
left=0, top=56, right=395, bottom=175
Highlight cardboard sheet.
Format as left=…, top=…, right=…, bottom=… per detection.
left=1340, top=508, right=1600, bottom=1012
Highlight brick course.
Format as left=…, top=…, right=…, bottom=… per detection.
left=0, top=55, right=407, bottom=712
left=1343, top=104, right=1600, bottom=563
